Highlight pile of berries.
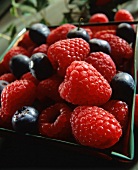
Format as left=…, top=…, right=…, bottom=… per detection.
left=0, top=9, right=136, bottom=151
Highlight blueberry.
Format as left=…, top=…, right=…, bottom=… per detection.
left=9, top=54, right=30, bottom=79
left=67, top=27, right=90, bottom=42
left=116, top=23, right=135, bottom=44
left=110, top=72, right=135, bottom=105
left=28, top=23, right=50, bottom=45
left=29, top=52, right=54, bottom=81
left=12, top=106, right=39, bottom=134
left=89, top=38, right=111, bottom=54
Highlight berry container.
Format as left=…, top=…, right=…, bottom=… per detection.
left=0, top=22, right=138, bottom=162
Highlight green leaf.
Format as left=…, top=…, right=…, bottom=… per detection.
left=18, top=4, right=37, bottom=15
left=3, top=24, right=15, bottom=34
left=36, top=0, right=49, bottom=11
left=10, top=26, right=17, bottom=39
left=10, top=6, right=19, bottom=17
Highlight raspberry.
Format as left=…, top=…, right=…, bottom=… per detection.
left=38, top=103, right=72, bottom=140
left=20, top=72, right=39, bottom=86
left=2, top=46, right=29, bottom=71
left=102, top=100, right=129, bottom=129
left=32, top=44, right=49, bottom=56
left=0, top=108, right=12, bottom=128
left=0, top=73, right=16, bottom=83
left=47, top=38, right=90, bottom=77
left=114, top=9, right=134, bottom=22
left=18, top=31, right=37, bottom=50
left=89, top=13, right=109, bottom=23
left=1, top=80, right=36, bottom=116
left=47, top=24, right=76, bottom=45
left=59, top=61, right=112, bottom=106
left=99, top=33, right=133, bottom=66
left=37, top=74, right=63, bottom=102
left=70, top=106, right=122, bottom=149
left=85, top=52, right=116, bottom=82
left=89, top=25, right=117, bottom=37
left=0, top=62, right=8, bottom=76
left=93, top=29, right=116, bottom=39
left=134, top=94, right=138, bottom=127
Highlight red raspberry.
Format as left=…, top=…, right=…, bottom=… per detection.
left=93, top=29, right=116, bottom=38
left=20, top=72, right=39, bottom=86
left=47, top=38, right=90, bottom=77
left=0, top=108, right=12, bottom=128
left=102, top=100, right=129, bottom=129
left=18, top=31, right=37, bottom=49
left=85, top=52, right=116, bottom=82
left=0, top=62, right=8, bottom=76
left=0, top=73, right=16, bottom=83
left=89, top=13, right=109, bottom=23
left=134, top=94, right=138, bottom=127
left=32, top=44, right=49, bottom=55
left=1, top=80, right=36, bottom=116
left=2, top=46, right=29, bottom=71
left=59, top=61, right=112, bottom=106
left=70, top=106, right=122, bottom=149
left=114, top=9, right=134, bottom=22
left=47, top=24, right=76, bottom=45
left=89, top=25, right=117, bottom=37
left=38, top=103, right=72, bottom=140
left=99, top=33, right=133, bottom=66
left=37, top=74, right=63, bottom=102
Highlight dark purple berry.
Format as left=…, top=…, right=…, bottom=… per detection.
left=29, top=23, right=50, bottom=45
left=67, top=27, right=90, bottom=42
left=29, top=52, right=54, bottom=81
left=9, top=54, right=30, bottom=79
left=116, top=23, right=135, bottom=44
left=89, top=38, right=111, bottom=54
left=12, top=106, right=39, bottom=134
left=110, top=72, right=135, bottom=105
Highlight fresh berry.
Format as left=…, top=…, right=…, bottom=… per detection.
left=9, top=54, right=30, bottom=79
left=116, top=23, right=135, bottom=44
left=47, top=38, right=90, bottom=77
left=98, top=33, right=133, bottom=66
left=29, top=52, right=54, bottom=81
left=67, top=27, right=90, bottom=42
left=18, top=31, right=37, bottom=50
left=0, top=73, right=16, bottom=83
left=2, top=46, right=29, bottom=71
left=47, top=23, right=76, bottom=45
left=0, top=80, right=9, bottom=106
left=12, top=106, right=39, bottom=134
left=93, top=29, right=116, bottom=39
left=102, top=100, right=129, bottom=129
left=28, top=23, right=50, bottom=45
left=32, top=44, right=49, bottom=55
left=1, top=80, right=36, bottom=116
left=114, top=9, right=134, bottom=22
left=110, top=72, right=135, bottom=105
left=134, top=94, right=138, bottom=127
left=38, top=103, right=72, bottom=140
left=70, top=106, right=122, bottom=149
left=89, top=13, right=109, bottom=23
left=37, top=74, right=63, bottom=102
left=84, top=27, right=93, bottom=39
left=0, top=108, right=12, bottom=128
left=20, top=72, right=39, bottom=86
left=89, top=38, right=111, bottom=54
left=0, top=62, right=8, bottom=76
left=85, top=52, right=116, bottom=82
left=59, top=61, right=112, bottom=106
